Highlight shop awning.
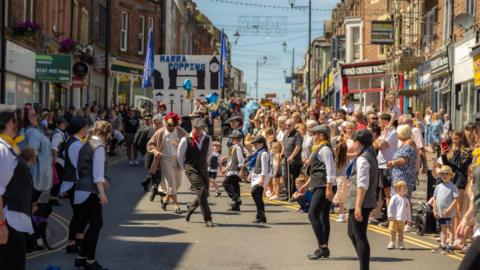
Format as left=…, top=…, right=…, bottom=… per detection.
left=396, top=90, right=424, bottom=97
left=111, top=59, right=144, bottom=76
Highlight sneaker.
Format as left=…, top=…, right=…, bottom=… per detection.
left=336, top=214, right=346, bottom=223
left=368, top=218, right=379, bottom=225
left=129, top=161, right=134, bottom=166
left=265, top=190, right=273, bottom=197
left=404, top=224, right=413, bottom=232
left=445, top=246, right=453, bottom=253
left=134, top=160, right=139, bottom=165
left=387, top=242, right=395, bottom=249
left=398, top=242, right=405, bottom=250
left=379, top=221, right=389, bottom=228
left=215, top=191, right=221, bottom=197
left=435, top=236, right=441, bottom=242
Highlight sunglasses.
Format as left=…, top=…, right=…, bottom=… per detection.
left=439, top=172, right=450, bottom=176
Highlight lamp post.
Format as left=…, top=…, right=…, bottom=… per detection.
left=282, top=41, right=295, bottom=103
left=180, top=94, right=184, bottom=115
left=169, top=93, right=175, bottom=112
left=255, top=56, right=267, bottom=100
left=233, top=30, right=240, bottom=45
left=288, top=0, right=311, bottom=105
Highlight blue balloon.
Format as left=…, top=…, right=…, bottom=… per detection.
left=205, top=92, right=219, bottom=104
left=183, top=79, right=192, bottom=91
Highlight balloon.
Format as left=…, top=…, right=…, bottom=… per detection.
left=242, top=100, right=259, bottom=123
left=183, top=79, right=192, bottom=91
left=205, top=92, right=219, bottom=104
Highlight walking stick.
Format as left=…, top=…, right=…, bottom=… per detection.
left=286, top=156, right=291, bottom=202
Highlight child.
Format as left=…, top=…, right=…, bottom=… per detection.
left=208, top=141, right=222, bottom=197
left=292, top=175, right=312, bottom=213
left=21, top=146, right=37, bottom=167
left=432, top=165, right=459, bottom=254
left=269, top=142, right=283, bottom=200
left=222, top=130, right=245, bottom=211
left=387, top=180, right=411, bottom=250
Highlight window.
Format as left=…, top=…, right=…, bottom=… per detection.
left=120, top=12, right=129, bottom=52
left=24, top=0, right=35, bottom=21
left=352, top=26, right=361, bottom=61
left=138, top=16, right=145, bottom=55
left=5, top=0, right=10, bottom=26
left=467, top=0, right=475, bottom=15
left=98, top=5, right=107, bottom=46
left=72, top=0, right=79, bottom=40
left=80, top=8, right=89, bottom=44
left=443, top=0, right=453, bottom=44
left=423, top=7, right=437, bottom=49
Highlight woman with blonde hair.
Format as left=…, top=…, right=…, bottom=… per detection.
left=383, top=94, right=400, bottom=127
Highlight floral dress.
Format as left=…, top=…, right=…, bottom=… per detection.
left=391, top=144, right=417, bottom=190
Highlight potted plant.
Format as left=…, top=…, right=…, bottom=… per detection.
left=59, top=38, right=77, bottom=53
left=13, top=21, right=40, bottom=37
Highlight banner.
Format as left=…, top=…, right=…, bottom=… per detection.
left=371, top=21, right=394, bottom=45
left=36, top=54, right=72, bottom=83
left=473, top=52, right=480, bottom=87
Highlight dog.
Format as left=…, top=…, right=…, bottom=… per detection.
left=27, top=203, right=53, bottom=252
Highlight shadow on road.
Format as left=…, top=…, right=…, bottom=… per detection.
left=331, top=256, right=414, bottom=262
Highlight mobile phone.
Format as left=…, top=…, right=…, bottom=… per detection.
left=440, top=141, right=449, bottom=151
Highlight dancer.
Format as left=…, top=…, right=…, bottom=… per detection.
left=346, top=129, right=379, bottom=270
left=222, top=130, right=245, bottom=211
left=208, top=141, right=222, bottom=197
left=178, top=119, right=214, bottom=227
left=300, top=125, right=336, bottom=259
left=249, top=135, right=270, bottom=223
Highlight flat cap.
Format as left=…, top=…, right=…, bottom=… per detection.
left=192, top=118, right=206, bottom=128
left=312, top=125, right=330, bottom=137
left=352, top=129, right=373, bottom=146
left=55, top=117, right=68, bottom=125
left=229, top=129, right=244, bottom=139
left=228, top=115, right=243, bottom=123
left=251, top=135, right=267, bottom=145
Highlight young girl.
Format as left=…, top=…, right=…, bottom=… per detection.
left=270, top=142, right=282, bottom=200
left=333, top=134, right=349, bottom=223
left=387, top=180, right=411, bottom=250
left=208, top=141, right=222, bottom=197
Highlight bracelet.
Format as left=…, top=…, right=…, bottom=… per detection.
left=0, top=220, right=6, bottom=227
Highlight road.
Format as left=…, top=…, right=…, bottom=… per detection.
left=27, top=159, right=462, bottom=270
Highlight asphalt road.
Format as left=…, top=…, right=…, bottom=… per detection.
left=27, top=159, right=462, bottom=270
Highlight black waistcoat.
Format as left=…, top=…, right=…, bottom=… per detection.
left=63, top=136, right=80, bottom=182
left=185, top=136, right=210, bottom=172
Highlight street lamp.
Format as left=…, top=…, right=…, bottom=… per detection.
left=233, top=30, right=240, bottom=45
left=180, top=94, right=184, bottom=115
left=288, top=0, right=312, bottom=105
left=282, top=42, right=295, bottom=103
left=169, top=93, right=175, bottom=112
left=255, top=56, right=268, bottom=100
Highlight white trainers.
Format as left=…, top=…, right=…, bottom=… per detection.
left=387, top=242, right=395, bottom=249
left=134, top=160, right=139, bottom=165
left=336, top=214, right=346, bottom=223
left=129, top=161, right=134, bottom=166
left=269, top=195, right=279, bottom=200
left=404, top=224, right=413, bottom=232
left=398, top=242, right=405, bottom=250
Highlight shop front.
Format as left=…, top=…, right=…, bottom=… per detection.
left=471, top=43, right=480, bottom=117
left=453, top=34, right=476, bottom=129
left=340, top=60, right=385, bottom=113
left=430, top=51, right=451, bottom=114
left=4, top=41, right=39, bottom=108
left=111, top=59, right=149, bottom=107
left=417, top=61, right=431, bottom=113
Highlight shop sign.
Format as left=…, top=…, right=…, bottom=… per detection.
left=36, top=54, right=72, bottom=83
left=431, top=54, right=449, bottom=74
left=328, top=72, right=334, bottom=89
left=71, top=76, right=86, bottom=88
left=6, top=41, right=36, bottom=79
left=371, top=21, right=394, bottom=45
left=473, top=52, right=480, bottom=87
left=342, top=64, right=385, bottom=76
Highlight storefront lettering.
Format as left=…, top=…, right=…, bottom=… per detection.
left=431, top=55, right=448, bottom=74
left=342, top=65, right=385, bottom=76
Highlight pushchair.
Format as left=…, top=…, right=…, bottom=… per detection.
left=415, top=170, right=438, bottom=236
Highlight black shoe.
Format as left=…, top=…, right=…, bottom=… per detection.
left=85, top=261, right=108, bottom=270
left=252, top=213, right=267, bottom=223
left=205, top=220, right=215, bottom=227
left=74, top=257, right=86, bottom=267
left=185, top=203, right=192, bottom=222
left=215, top=191, right=221, bottom=197
left=159, top=191, right=167, bottom=198
left=307, top=248, right=330, bottom=260
left=227, top=204, right=240, bottom=211
left=66, top=244, right=81, bottom=254
left=141, top=180, right=150, bottom=193
left=49, top=199, right=62, bottom=206
left=149, top=187, right=158, bottom=202
left=174, top=208, right=183, bottom=214
left=160, top=198, right=168, bottom=211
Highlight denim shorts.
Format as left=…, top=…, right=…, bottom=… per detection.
left=438, top=218, right=452, bottom=226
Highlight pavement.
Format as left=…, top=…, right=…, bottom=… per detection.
left=26, top=156, right=464, bottom=270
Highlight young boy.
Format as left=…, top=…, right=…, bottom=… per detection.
left=432, top=165, right=459, bottom=254
left=222, top=130, right=245, bottom=211
left=387, top=180, right=411, bottom=250
left=292, top=175, right=312, bottom=213
left=208, top=141, right=222, bottom=197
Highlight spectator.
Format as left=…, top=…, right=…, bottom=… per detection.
left=431, top=113, right=444, bottom=156
left=123, top=108, right=140, bottom=165
left=383, top=94, right=400, bottom=127
left=282, top=118, right=303, bottom=200
left=387, top=181, right=411, bottom=250
left=341, top=96, right=354, bottom=115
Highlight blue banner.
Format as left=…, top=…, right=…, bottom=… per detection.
left=219, top=30, right=228, bottom=89
left=142, top=28, right=154, bottom=89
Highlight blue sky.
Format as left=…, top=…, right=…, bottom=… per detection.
left=194, top=0, right=339, bottom=101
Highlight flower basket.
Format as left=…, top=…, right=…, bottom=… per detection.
left=13, top=21, right=40, bottom=37
left=59, top=38, right=77, bottom=53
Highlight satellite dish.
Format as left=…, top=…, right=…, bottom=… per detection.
left=454, top=13, right=474, bottom=30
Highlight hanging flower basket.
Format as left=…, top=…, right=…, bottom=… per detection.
left=58, top=38, right=77, bottom=53
left=13, top=21, right=40, bottom=37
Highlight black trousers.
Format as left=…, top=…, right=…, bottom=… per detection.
left=458, top=237, right=480, bottom=270
left=0, top=224, right=26, bottom=270
left=348, top=208, right=373, bottom=270
left=67, top=185, right=88, bottom=241
left=50, top=163, right=64, bottom=197
left=308, top=186, right=337, bottom=248
left=251, top=185, right=265, bottom=215
left=185, top=168, right=212, bottom=222
left=285, top=163, right=302, bottom=196
left=78, top=194, right=103, bottom=260
left=223, top=175, right=241, bottom=202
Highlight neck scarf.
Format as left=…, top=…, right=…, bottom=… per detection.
left=346, top=145, right=373, bottom=179
left=0, top=133, right=24, bottom=155
left=191, top=130, right=202, bottom=147
left=249, top=147, right=267, bottom=170
left=311, top=139, right=328, bottom=153
left=75, top=133, right=88, bottom=144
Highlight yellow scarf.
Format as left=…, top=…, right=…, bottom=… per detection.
left=473, top=147, right=480, bottom=165
left=76, top=133, right=88, bottom=144
left=311, top=139, right=328, bottom=153
left=0, top=133, right=25, bottom=155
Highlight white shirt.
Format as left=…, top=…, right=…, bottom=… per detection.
left=302, top=134, right=314, bottom=161
left=388, top=194, right=412, bottom=222
left=412, top=127, right=424, bottom=149
left=356, top=156, right=370, bottom=190
left=162, top=128, right=180, bottom=157
left=227, top=144, right=245, bottom=176
left=377, top=128, right=398, bottom=169
left=250, top=151, right=270, bottom=187
left=390, top=106, right=401, bottom=121
left=60, top=136, right=83, bottom=194
left=0, top=138, right=34, bottom=234
left=177, top=132, right=212, bottom=169
left=51, top=129, right=67, bottom=166
left=74, top=139, right=106, bottom=205
left=317, top=146, right=337, bottom=185
left=276, top=130, right=285, bottom=143
left=341, top=103, right=354, bottom=115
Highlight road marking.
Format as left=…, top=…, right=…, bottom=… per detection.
left=240, top=193, right=465, bottom=262
left=26, top=212, right=69, bottom=260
